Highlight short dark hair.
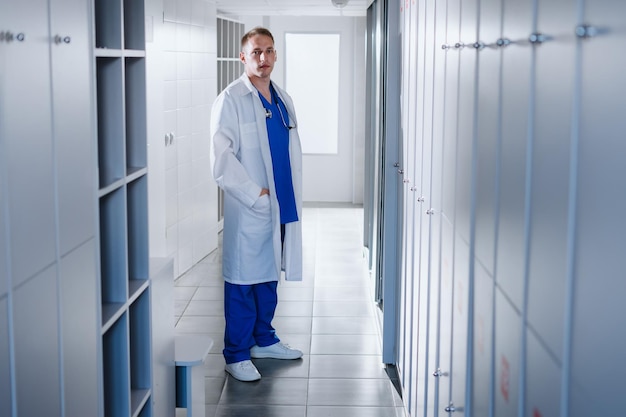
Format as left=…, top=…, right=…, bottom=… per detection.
left=241, top=27, right=275, bottom=50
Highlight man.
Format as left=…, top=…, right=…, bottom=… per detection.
left=210, top=27, right=304, bottom=382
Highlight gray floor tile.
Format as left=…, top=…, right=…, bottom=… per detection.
left=204, top=376, right=226, bottom=405
left=312, top=317, right=377, bottom=335
left=313, top=301, right=374, bottom=317
left=314, top=286, right=371, bottom=301
left=310, top=334, right=381, bottom=355
left=174, top=286, right=197, bottom=301
left=275, top=301, right=313, bottom=317
left=307, top=406, right=407, bottom=417
left=307, top=379, right=397, bottom=407
left=252, top=356, right=309, bottom=378
left=220, top=377, right=308, bottom=406
left=276, top=286, right=314, bottom=301
left=192, top=286, right=224, bottom=301
left=308, top=355, right=389, bottom=379
left=175, top=316, right=225, bottom=333
left=272, top=316, right=312, bottom=335
left=214, top=405, right=306, bottom=417
left=185, top=300, right=224, bottom=316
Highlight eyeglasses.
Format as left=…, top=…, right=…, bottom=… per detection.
left=247, top=48, right=276, bottom=59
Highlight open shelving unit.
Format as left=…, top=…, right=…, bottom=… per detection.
left=93, top=0, right=152, bottom=415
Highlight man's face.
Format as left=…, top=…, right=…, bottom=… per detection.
left=240, top=34, right=276, bottom=80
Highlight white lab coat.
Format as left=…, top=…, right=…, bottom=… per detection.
left=210, top=74, right=303, bottom=285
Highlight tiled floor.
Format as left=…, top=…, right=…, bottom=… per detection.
left=174, top=205, right=405, bottom=417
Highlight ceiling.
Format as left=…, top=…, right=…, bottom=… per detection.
left=214, top=0, right=374, bottom=17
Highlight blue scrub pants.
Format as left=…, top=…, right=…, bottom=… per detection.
left=223, top=281, right=280, bottom=364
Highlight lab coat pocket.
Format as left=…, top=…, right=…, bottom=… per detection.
left=240, top=122, right=260, bottom=149
left=240, top=195, right=272, bottom=244
left=239, top=195, right=275, bottom=278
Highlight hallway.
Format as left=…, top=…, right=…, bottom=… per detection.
left=173, top=205, right=405, bottom=417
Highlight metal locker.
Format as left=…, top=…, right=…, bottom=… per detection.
left=13, top=267, right=61, bottom=417
left=496, top=0, right=534, bottom=312
left=437, top=219, right=455, bottom=416
left=2, top=0, right=56, bottom=288
left=526, top=330, right=561, bottom=417
left=570, top=1, right=626, bottom=414
left=472, top=264, right=494, bottom=417
left=474, top=0, right=502, bottom=277
left=439, top=0, right=461, bottom=411
left=60, top=240, right=100, bottom=416
left=449, top=237, right=470, bottom=415
left=0, top=298, right=10, bottom=417
left=453, top=0, right=478, bottom=248
left=397, top=0, right=416, bottom=401
left=51, top=0, right=97, bottom=257
left=527, top=0, right=577, bottom=362
left=425, top=0, right=448, bottom=413
left=494, top=290, right=521, bottom=417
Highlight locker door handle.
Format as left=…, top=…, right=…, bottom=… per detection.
left=433, top=368, right=449, bottom=377
left=54, top=35, right=71, bottom=44
left=445, top=402, right=464, bottom=413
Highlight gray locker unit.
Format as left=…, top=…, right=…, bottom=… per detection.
left=0, top=0, right=101, bottom=414
left=385, top=0, right=626, bottom=415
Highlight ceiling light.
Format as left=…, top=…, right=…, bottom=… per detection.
left=331, top=0, right=349, bottom=8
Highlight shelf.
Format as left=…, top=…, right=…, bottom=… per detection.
left=103, top=314, right=130, bottom=417
left=124, top=0, right=145, bottom=51
left=130, top=389, right=151, bottom=417
left=102, top=302, right=126, bottom=332
left=94, top=0, right=122, bottom=49
left=96, top=57, right=125, bottom=188
left=125, top=58, right=147, bottom=172
left=127, top=176, right=148, bottom=281
left=99, top=187, right=128, bottom=304
left=130, top=290, right=151, bottom=390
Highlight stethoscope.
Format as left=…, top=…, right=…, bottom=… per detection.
left=263, top=87, right=295, bottom=130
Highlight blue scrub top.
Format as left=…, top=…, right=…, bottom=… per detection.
left=259, top=86, right=298, bottom=224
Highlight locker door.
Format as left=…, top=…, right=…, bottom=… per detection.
left=409, top=0, right=428, bottom=412
left=471, top=0, right=502, bottom=413
left=397, top=0, right=415, bottom=401
left=448, top=0, right=478, bottom=411
left=50, top=0, right=96, bottom=256
left=1, top=0, right=56, bottom=287
left=527, top=1, right=576, bottom=409
left=438, top=0, right=460, bottom=413
left=474, top=0, right=502, bottom=278
left=497, top=0, right=534, bottom=314
left=0, top=298, right=10, bottom=417
left=425, top=0, right=447, bottom=414
left=494, top=291, right=521, bottom=417
left=570, top=1, right=626, bottom=414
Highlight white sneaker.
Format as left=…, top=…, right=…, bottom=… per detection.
left=225, top=360, right=261, bottom=382
left=250, top=342, right=303, bottom=360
